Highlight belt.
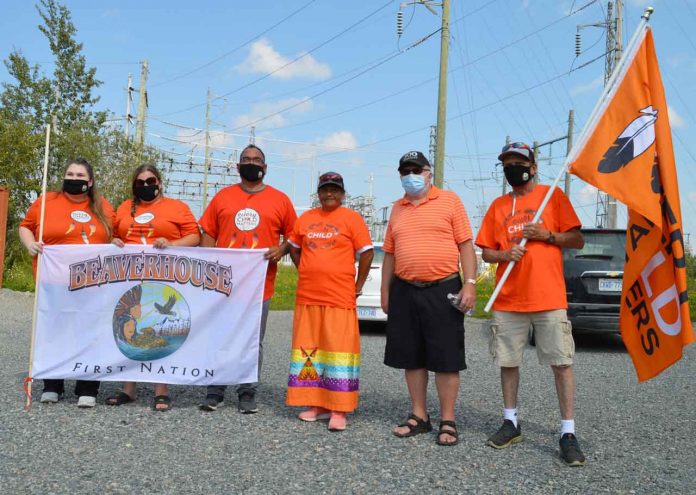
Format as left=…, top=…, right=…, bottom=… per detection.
left=398, top=273, right=460, bottom=288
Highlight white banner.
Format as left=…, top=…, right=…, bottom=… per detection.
left=32, top=245, right=268, bottom=385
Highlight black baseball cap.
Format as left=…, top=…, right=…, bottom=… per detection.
left=398, top=150, right=431, bottom=170
left=317, top=171, right=345, bottom=191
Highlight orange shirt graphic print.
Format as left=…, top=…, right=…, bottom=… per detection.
left=305, top=222, right=340, bottom=250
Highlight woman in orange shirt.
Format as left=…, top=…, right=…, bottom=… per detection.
left=286, top=172, right=373, bottom=431
left=105, top=164, right=200, bottom=411
left=19, top=158, right=114, bottom=408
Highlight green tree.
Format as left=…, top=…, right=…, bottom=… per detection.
left=0, top=0, right=162, bottom=289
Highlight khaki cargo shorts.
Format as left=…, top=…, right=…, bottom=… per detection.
left=489, top=310, right=574, bottom=367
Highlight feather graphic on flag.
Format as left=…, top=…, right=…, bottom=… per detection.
left=598, top=106, right=657, bottom=173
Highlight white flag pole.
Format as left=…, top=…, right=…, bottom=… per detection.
left=484, top=8, right=654, bottom=313
left=25, top=124, right=51, bottom=411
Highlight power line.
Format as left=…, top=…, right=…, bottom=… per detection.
left=156, top=0, right=395, bottom=118
left=149, top=0, right=318, bottom=89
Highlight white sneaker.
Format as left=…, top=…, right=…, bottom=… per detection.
left=40, top=392, right=59, bottom=403
left=77, top=396, right=97, bottom=408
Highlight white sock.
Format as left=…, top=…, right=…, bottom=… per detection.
left=503, top=408, right=518, bottom=427
left=560, top=419, right=575, bottom=436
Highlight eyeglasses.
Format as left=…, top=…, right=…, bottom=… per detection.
left=135, top=177, right=158, bottom=187
left=239, top=156, right=265, bottom=165
left=399, top=167, right=429, bottom=176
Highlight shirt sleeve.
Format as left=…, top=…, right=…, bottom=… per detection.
left=475, top=202, right=499, bottom=250
left=287, top=213, right=303, bottom=249
left=20, top=196, right=41, bottom=234
left=177, top=201, right=201, bottom=237
left=382, top=204, right=396, bottom=253
left=112, top=201, right=127, bottom=240
left=349, top=210, right=373, bottom=253
left=449, top=193, right=473, bottom=244
left=555, top=189, right=582, bottom=232
left=281, top=194, right=298, bottom=240
left=198, top=194, right=219, bottom=239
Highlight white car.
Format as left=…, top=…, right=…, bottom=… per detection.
left=356, top=242, right=387, bottom=321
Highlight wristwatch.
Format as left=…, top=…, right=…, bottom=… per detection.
left=546, top=232, right=556, bottom=244
left=465, top=278, right=476, bottom=285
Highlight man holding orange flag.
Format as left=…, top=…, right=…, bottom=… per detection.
left=476, top=142, right=586, bottom=466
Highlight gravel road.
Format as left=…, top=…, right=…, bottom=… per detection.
left=1, top=288, right=694, bottom=494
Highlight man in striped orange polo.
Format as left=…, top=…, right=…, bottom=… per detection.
left=381, top=150, right=477, bottom=447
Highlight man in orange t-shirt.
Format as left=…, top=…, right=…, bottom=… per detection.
left=475, top=141, right=586, bottom=466
left=198, top=144, right=297, bottom=414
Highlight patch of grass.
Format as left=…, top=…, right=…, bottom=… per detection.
left=473, top=275, right=494, bottom=319
left=271, top=263, right=298, bottom=311
left=2, top=260, right=35, bottom=292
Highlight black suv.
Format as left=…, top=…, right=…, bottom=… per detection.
left=563, top=228, right=626, bottom=334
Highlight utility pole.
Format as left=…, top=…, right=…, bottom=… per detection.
left=52, top=86, right=60, bottom=135
left=532, top=140, right=539, bottom=184
left=125, top=73, right=133, bottom=139
left=605, top=0, right=622, bottom=228
left=565, top=109, right=574, bottom=195
left=203, top=87, right=211, bottom=211
left=433, top=0, right=450, bottom=188
left=502, top=135, right=510, bottom=195
left=428, top=125, right=437, bottom=165
left=135, top=59, right=149, bottom=147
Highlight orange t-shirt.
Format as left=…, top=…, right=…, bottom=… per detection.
left=289, top=206, right=373, bottom=309
left=20, top=192, right=115, bottom=273
left=199, top=184, right=297, bottom=300
left=475, top=184, right=582, bottom=312
left=114, top=198, right=199, bottom=245
left=383, top=186, right=473, bottom=281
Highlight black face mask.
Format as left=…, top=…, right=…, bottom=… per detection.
left=239, top=164, right=265, bottom=182
left=134, top=185, right=160, bottom=202
left=63, top=179, right=90, bottom=195
left=504, top=165, right=534, bottom=187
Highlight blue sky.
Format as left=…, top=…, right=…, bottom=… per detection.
left=2, top=0, right=696, bottom=243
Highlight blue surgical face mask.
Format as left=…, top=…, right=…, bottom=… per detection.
left=401, top=174, right=426, bottom=195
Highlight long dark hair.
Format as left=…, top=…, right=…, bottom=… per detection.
left=130, top=163, right=163, bottom=217
left=62, top=158, right=112, bottom=239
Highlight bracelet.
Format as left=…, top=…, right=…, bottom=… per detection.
left=465, top=278, right=476, bottom=285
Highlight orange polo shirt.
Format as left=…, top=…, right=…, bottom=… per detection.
left=383, top=186, right=473, bottom=282
left=475, top=184, right=581, bottom=312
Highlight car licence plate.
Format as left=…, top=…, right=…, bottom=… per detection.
left=357, top=307, right=377, bottom=318
left=598, top=278, right=622, bottom=292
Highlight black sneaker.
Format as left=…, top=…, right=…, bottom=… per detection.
left=559, top=433, right=586, bottom=466
left=238, top=392, right=258, bottom=414
left=199, top=395, right=223, bottom=412
left=487, top=419, right=523, bottom=449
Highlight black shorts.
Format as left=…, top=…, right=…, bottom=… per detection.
left=383, top=276, right=466, bottom=372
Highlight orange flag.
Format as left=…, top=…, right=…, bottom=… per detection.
left=569, top=26, right=693, bottom=381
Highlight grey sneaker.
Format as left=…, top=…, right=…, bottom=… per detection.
left=199, top=395, right=223, bottom=412
left=487, top=419, right=523, bottom=449
left=559, top=433, right=586, bottom=466
left=40, top=392, right=60, bottom=404
left=77, top=396, right=97, bottom=408
left=238, top=392, right=258, bottom=414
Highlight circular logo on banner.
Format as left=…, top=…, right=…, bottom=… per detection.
left=234, top=208, right=260, bottom=231
left=70, top=211, right=92, bottom=223
left=112, top=283, right=191, bottom=361
left=134, top=212, right=155, bottom=224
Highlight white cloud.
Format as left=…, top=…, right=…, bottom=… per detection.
left=570, top=76, right=603, bottom=96
left=175, top=129, right=234, bottom=149
left=233, top=97, right=314, bottom=130
left=235, top=39, right=332, bottom=80
left=316, top=131, right=358, bottom=151
left=668, top=104, right=686, bottom=128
